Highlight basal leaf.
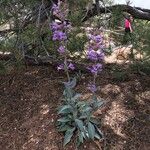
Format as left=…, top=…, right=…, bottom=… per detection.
left=58, top=125, right=72, bottom=132
left=78, top=132, right=84, bottom=144
left=75, top=119, right=84, bottom=132
left=88, top=122, right=95, bottom=140
left=57, top=117, right=71, bottom=123
left=94, top=132, right=101, bottom=140
left=63, top=127, right=75, bottom=146
left=97, top=99, right=105, bottom=108
left=58, top=105, right=72, bottom=114
left=79, top=115, right=87, bottom=119
left=64, top=77, right=77, bottom=89
left=95, top=126, right=103, bottom=139
left=71, top=93, right=81, bottom=101
left=82, top=106, right=92, bottom=113
left=90, top=117, right=99, bottom=125
left=76, top=101, right=86, bottom=107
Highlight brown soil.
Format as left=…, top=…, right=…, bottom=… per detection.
left=0, top=66, right=150, bottom=150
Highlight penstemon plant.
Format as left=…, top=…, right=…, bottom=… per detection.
left=86, top=30, right=105, bottom=109
left=50, top=1, right=105, bottom=147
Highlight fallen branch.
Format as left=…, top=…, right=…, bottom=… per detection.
left=82, top=4, right=150, bottom=22
left=0, top=53, right=90, bottom=73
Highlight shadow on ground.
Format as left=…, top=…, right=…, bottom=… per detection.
left=0, top=66, right=149, bottom=150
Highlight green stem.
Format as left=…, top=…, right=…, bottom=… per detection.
left=64, top=51, right=70, bottom=82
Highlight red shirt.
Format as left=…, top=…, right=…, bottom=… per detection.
left=125, top=19, right=131, bottom=28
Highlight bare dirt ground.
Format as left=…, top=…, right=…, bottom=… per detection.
left=0, top=65, right=150, bottom=150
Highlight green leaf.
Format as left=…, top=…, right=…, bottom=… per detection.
left=58, top=125, right=72, bottom=132
left=70, top=77, right=77, bottom=88
left=94, top=133, right=101, bottom=140
left=75, top=119, right=84, bottom=132
left=76, top=101, right=86, bottom=107
left=90, top=117, right=99, bottom=125
left=82, top=106, right=92, bottom=113
left=78, top=131, right=84, bottom=143
left=63, top=128, right=75, bottom=146
left=64, top=77, right=77, bottom=89
left=91, top=98, right=105, bottom=110
left=88, top=122, right=95, bottom=140
left=97, top=99, right=105, bottom=108
left=81, top=131, right=86, bottom=139
left=71, top=93, right=81, bottom=101
left=57, top=117, right=71, bottom=123
left=63, top=88, right=73, bottom=99
left=95, top=126, right=103, bottom=139
left=58, top=105, right=72, bottom=114
left=79, top=115, right=87, bottom=119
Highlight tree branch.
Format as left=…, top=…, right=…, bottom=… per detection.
left=82, top=4, right=150, bottom=22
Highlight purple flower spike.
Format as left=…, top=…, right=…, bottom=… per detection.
left=88, top=34, right=102, bottom=43
left=87, top=50, right=98, bottom=61
left=52, top=4, right=59, bottom=13
left=68, top=63, right=75, bottom=70
left=57, top=64, right=64, bottom=70
left=52, top=4, right=57, bottom=10
left=88, top=83, right=97, bottom=93
left=51, top=22, right=62, bottom=31
left=52, top=31, right=67, bottom=41
left=58, top=45, right=65, bottom=54
left=87, top=63, right=102, bottom=75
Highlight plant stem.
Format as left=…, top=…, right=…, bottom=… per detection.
left=64, top=55, right=70, bottom=82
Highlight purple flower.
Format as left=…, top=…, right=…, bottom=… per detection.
left=87, top=50, right=98, bottom=61
left=52, top=4, right=59, bottom=14
left=63, top=20, right=71, bottom=29
left=52, top=4, right=58, bottom=10
left=51, top=4, right=65, bottom=21
left=57, top=63, right=75, bottom=71
left=58, top=45, right=65, bottom=54
left=51, top=22, right=62, bottom=31
left=52, top=31, right=67, bottom=41
left=87, top=49, right=104, bottom=61
left=87, top=63, right=102, bottom=75
left=95, top=35, right=102, bottom=43
left=68, top=63, right=75, bottom=70
left=57, top=64, right=64, bottom=70
left=97, top=50, right=104, bottom=60
left=88, top=34, right=102, bottom=43
left=88, top=83, right=97, bottom=93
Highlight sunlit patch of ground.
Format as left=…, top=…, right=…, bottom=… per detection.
left=104, top=45, right=144, bottom=64
left=103, top=100, right=134, bottom=138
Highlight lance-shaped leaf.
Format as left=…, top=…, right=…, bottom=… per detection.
left=57, top=117, right=71, bottom=123
left=88, top=122, right=95, bottom=140
left=75, top=119, right=84, bottom=132
left=58, top=125, right=73, bottom=132
left=95, top=126, right=104, bottom=139
left=78, top=131, right=84, bottom=144
left=63, top=127, right=75, bottom=146
left=63, top=77, right=77, bottom=89
left=58, top=105, right=72, bottom=114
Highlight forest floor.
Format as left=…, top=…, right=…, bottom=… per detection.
left=0, top=64, right=150, bottom=150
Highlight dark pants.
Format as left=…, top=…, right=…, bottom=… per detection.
left=123, top=28, right=132, bottom=44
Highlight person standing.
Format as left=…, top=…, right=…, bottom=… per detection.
left=123, top=15, right=133, bottom=44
